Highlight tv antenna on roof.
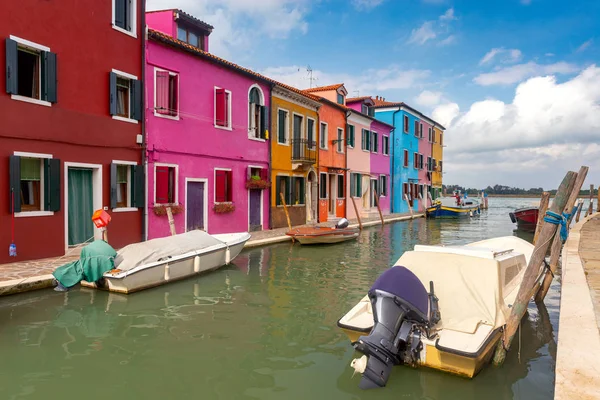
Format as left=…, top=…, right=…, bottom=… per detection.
left=306, top=65, right=318, bottom=88
left=353, top=90, right=360, bottom=97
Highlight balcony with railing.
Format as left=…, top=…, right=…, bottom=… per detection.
left=291, top=139, right=317, bottom=164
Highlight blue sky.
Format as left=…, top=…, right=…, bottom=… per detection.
left=147, top=0, right=600, bottom=189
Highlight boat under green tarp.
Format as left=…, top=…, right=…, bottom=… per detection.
left=53, top=240, right=117, bottom=288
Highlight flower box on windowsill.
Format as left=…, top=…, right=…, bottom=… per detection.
left=245, top=176, right=271, bottom=190
left=153, top=204, right=184, bottom=216
left=213, top=203, right=235, bottom=214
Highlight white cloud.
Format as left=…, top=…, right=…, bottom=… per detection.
left=432, top=102, right=460, bottom=127
left=576, top=39, right=593, bottom=53
left=545, top=53, right=555, bottom=57
left=261, top=65, right=431, bottom=93
left=146, top=0, right=310, bottom=59
left=474, top=61, right=579, bottom=86
left=408, top=8, right=457, bottom=46
left=415, top=90, right=443, bottom=107
left=479, top=48, right=522, bottom=65
left=352, top=0, right=385, bottom=10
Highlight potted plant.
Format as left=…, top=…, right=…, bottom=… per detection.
left=213, top=203, right=235, bottom=214
left=153, top=203, right=184, bottom=216
left=245, top=175, right=271, bottom=190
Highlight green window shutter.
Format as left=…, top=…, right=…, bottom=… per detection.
left=110, top=163, right=117, bottom=209
left=5, top=38, right=18, bottom=95
left=132, top=79, right=142, bottom=121
left=290, top=177, right=296, bottom=205
left=299, top=178, right=305, bottom=205
left=44, top=158, right=60, bottom=211
left=286, top=177, right=292, bottom=205
left=350, top=126, right=355, bottom=147
left=350, top=174, right=355, bottom=197
left=278, top=110, right=286, bottom=143
left=357, top=174, right=362, bottom=197
left=43, top=51, right=57, bottom=103
left=260, top=106, right=268, bottom=139
left=9, top=155, right=21, bottom=213
left=276, top=177, right=281, bottom=205
left=132, top=165, right=145, bottom=208
left=109, top=72, right=117, bottom=116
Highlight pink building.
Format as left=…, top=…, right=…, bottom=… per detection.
left=418, top=119, right=433, bottom=211
left=370, top=119, right=392, bottom=215
left=145, top=10, right=271, bottom=238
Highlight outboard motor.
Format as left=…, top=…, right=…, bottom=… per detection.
left=352, top=266, right=440, bottom=389
left=335, top=218, right=349, bottom=229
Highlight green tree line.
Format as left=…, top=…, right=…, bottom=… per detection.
left=443, top=184, right=599, bottom=196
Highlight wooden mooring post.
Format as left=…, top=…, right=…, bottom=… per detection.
left=166, top=207, right=176, bottom=236
left=492, top=170, right=577, bottom=366
left=404, top=194, right=414, bottom=219
left=535, top=166, right=589, bottom=303
left=575, top=199, right=584, bottom=222
left=279, top=193, right=294, bottom=242
left=374, top=194, right=384, bottom=226
left=585, top=184, right=594, bottom=217
left=533, top=192, right=550, bottom=245
left=350, top=196, right=363, bottom=230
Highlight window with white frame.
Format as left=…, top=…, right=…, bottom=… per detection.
left=113, top=0, right=136, bottom=35
left=371, top=131, right=378, bottom=153
left=380, top=175, right=388, bottom=196
left=155, top=165, right=177, bottom=204
left=155, top=68, right=179, bottom=118
left=215, top=87, right=232, bottom=129
left=319, top=173, right=327, bottom=199
left=307, top=118, right=316, bottom=149
left=350, top=173, right=362, bottom=197
left=248, top=86, right=266, bottom=139
left=336, top=128, right=344, bottom=152
left=320, top=122, right=328, bottom=149
left=215, top=169, right=233, bottom=202
left=277, top=109, right=289, bottom=144
left=110, top=70, right=141, bottom=121
left=382, top=136, right=389, bottom=155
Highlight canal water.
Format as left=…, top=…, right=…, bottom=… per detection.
left=0, top=198, right=559, bottom=400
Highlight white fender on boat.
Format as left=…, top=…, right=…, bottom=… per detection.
left=194, top=255, right=200, bottom=273
left=164, top=263, right=170, bottom=281
left=351, top=355, right=368, bottom=376
left=225, top=247, right=231, bottom=264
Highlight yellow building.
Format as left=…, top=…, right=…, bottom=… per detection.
left=431, top=125, right=445, bottom=199
left=270, top=84, right=321, bottom=228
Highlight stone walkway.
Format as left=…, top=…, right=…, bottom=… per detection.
left=0, top=212, right=421, bottom=296
left=579, top=214, right=600, bottom=330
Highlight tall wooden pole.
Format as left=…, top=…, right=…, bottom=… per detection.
left=166, top=207, right=176, bottom=236
left=280, top=193, right=293, bottom=231
left=492, top=171, right=577, bottom=366
left=350, top=196, right=363, bottom=230
left=535, top=166, right=588, bottom=302
left=590, top=184, right=595, bottom=214
left=533, top=192, right=550, bottom=245
left=404, top=194, right=414, bottom=218
left=374, top=194, right=384, bottom=226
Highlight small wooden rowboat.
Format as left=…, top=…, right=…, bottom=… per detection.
left=509, top=207, right=539, bottom=231
left=286, top=218, right=359, bottom=245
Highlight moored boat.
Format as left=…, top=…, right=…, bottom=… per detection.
left=426, top=197, right=480, bottom=218
left=509, top=207, right=539, bottom=230
left=81, top=230, right=251, bottom=294
left=337, top=236, right=539, bottom=389
left=286, top=218, right=359, bottom=245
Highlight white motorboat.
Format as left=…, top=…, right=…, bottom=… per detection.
left=81, top=230, right=251, bottom=294
left=337, top=236, right=541, bottom=389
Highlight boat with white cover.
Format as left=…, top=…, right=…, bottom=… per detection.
left=81, top=230, right=251, bottom=294
left=337, top=236, right=541, bottom=389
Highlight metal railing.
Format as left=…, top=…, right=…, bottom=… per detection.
left=291, top=139, right=317, bottom=163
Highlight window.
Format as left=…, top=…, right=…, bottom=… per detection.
left=368, top=107, right=375, bottom=117
left=361, top=104, right=368, bottom=114
left=292, top=177, right=305, bottom=205
left=113, top=0, right=136, bottom=35
left=347, top=125, right=355, bottom=148
left=361, top=129, right=371, bottom=151
left=307, top=119, right=316, bottom=149
left=380, top=175, right=388, bottom=196
left=419, top=154, right=424, bottom=169
left=350, top=173, right=362, bottom=198
left=403, top=183, right=409, bottom=200
left=439, top=161, right=443, bottom=172
left=382, top=136, right=389, bottom=155
left=427, top=156, right=432, bottom=171
left=110, top=70, right=141, bottom=121
left=177, top=24, right=205, bottom=50
left=110, top=163, right=143, bottom=210
left=403, top=115, right=409, bottom=133
left=337, top=93, right=344, bottom=105
left=249, top=87, right=266, bottom=139
left=433, top=129, right=437, bottom=144
left=320, top=123, right=328, bottom=149
left=156, top=165, right=177, bottom=204
left=116, top=165, right=129, bottom=208
left=372, top=132, right=378, bottom=153
left=276, top=176, right=291, bottom=206
left=337, top=128, right=344, bottom=152
left=215, top=169, right=233, bottom=203
left=215, top=87, right=232, bottom=129
left=5, top=37, right=57, bottom=105
left=337, top=175, right=344, bottom=198
left=413, top=152, right=418, bottom=169
left=433, top=159, right=437, bottom=172
left=440, top=132, right=443, bottom=146
left=414, top=121, right=419, bottom=137
left=428, top=127, right=433, bottom=142
left=155, top=69, right=178, bottom=118
left=419, top=123, right=424, bottom=138
left=277, top=109, right=289, bottom=144
left=9, top=154, right=60, bottom=214
left=320, top=173, right=327, bottom=199
left=403, top=150, right=409, bottom=167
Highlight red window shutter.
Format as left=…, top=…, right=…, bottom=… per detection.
left=156, top=166, right=169, bottom=203
left=216, top=88, right=226, bottom=126
left=226, top=171, right=233, bottom=202
left=260, top=168, right=267, bottom=180
left=224, top=91, right=230, bottom=127
left=215, top=170, right=226, bottom=202
left=156, top=71, right=169, bottom=114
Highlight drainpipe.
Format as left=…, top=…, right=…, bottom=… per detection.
left=345, top=110, right=351, bottom=219
left=268, top=84, right=274, bottom=230
left=141, top=0, right=147, bottom=242
left=390, top=108, right=401, bottom=213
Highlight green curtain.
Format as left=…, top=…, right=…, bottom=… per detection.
left=20, top=157, right=41, bottom=180
left=68, top=168, right=94, bottom=246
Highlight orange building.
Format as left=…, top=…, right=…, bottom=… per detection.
left=304, top=84, right=348, bottom=222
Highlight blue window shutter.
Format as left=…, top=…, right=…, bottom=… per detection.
left=44, top=158, right=60, bottom=211
left=43, top=51, right=57, bottom=103
left=9, top=155, right=21, bottom=213
left=132, top=165, right=145, bottom=208
left=5, top=38, right=18, bottom=95
left=132, top=79, right=142, bottom=121
left=110, top=163, right=118, bottom=209
left=109, top=72, right=117, bottom=116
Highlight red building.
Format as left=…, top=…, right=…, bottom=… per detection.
left=1, top=0, right=145, bottom=264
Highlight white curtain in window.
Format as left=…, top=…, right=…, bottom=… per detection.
left=117, top=89, right=126, bottom=116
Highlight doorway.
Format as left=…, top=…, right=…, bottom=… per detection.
left=64, top=163, right=102, bottom=249
left=328, top=174, right=336, bottom=215
left=186, top=180, right=207, bottom=231
left=307, top=170, right=318, bottom=222
left=370, top=179, right=378, bottom=209
left=249, top=189, right=262, bottom=231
